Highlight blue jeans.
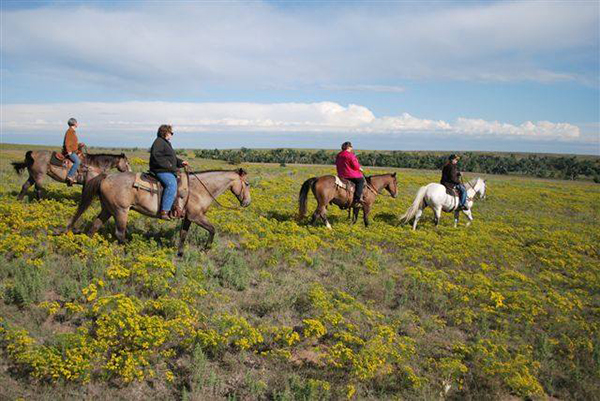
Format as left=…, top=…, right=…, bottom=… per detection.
left=67, top=153, right=81, bottom=178
left=457, top=184, right=467, bottom=206
left=156, top=172, right=177, bottom=212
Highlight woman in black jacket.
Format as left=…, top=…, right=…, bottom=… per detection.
left=441, top=154, right=466, bottom=209
left=150, top=125, right=188, bottom=220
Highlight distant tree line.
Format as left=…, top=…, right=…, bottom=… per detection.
left=193, top=148, right=600, bottom=182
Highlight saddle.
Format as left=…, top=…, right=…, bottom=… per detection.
left=50, top=151, right=87, bottom=183
left=445, top=186, right=460, bottom=197
left=334, top=176, right=365, bottom=209
left=133, top=171, right=189, bottom=219
left=334, top=176, right=351, bottom=190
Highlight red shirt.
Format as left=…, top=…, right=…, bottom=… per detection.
left=335, top=150, right=362, bottom=179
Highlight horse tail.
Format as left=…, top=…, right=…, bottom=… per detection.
left=298, top=177, right=317, bottom=219
left=66, top=173, right=107, bottom=231
left=400, top=185, right=428, bottom=224
left=11, top=151, right=33, bottom=175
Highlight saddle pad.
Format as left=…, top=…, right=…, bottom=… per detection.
left=335, top=176, right=352, bottom=190
left=133, top=173, right=159, bottom=193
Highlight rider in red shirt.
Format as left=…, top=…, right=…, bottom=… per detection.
left=335, top=141, right=364, bottom=206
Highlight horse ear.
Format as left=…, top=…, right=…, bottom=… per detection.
left=237, top=168, right=247, bottom=176
left=121, top=153, right=125, bottom=157
left=392, top=172, right=397, bottom=177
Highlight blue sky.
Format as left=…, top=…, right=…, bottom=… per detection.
left=1, top=0, right=599, bottom=154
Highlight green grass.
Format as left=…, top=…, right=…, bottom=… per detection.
left=0, top=144, right=598, bottom=400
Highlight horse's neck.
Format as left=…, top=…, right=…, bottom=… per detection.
left=197, top=172, right=234, bottom=196
left=369, top=176, right=387, bottom=192
left=466, top=180, right=481, bottom=196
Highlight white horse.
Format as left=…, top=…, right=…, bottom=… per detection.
left=400, top=177, right=487, bottom=230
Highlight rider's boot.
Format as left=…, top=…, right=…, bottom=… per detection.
left=159, top=210, right=172, bottom=221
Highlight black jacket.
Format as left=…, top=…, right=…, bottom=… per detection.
left=441, top=163, right=462, bottom=189
left=149, top=137, right=183, bottom=173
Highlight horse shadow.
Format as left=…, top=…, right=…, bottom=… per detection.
left=372, top=212, right=400, bottom=226
left=10, top=188, right=81, bottom=203
left=263, top=210, right=295, bottom=223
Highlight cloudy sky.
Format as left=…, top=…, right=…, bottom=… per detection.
left=1, top=0, right=599, bottom=154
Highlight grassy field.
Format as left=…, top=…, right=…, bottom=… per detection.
left=0, top=145, right=599, bottom=400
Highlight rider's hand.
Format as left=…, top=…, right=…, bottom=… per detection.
left=182, top=160, right=189, bottom=166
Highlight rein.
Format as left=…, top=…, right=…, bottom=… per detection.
left=188, top=170, right=243, bottom=210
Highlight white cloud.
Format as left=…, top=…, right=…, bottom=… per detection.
left=1, top=101, right=583, bottom=141
left=1, top=1, right=597, bottom=89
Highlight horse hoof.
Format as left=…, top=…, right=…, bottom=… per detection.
left=325, top=223, right=332, bottom=230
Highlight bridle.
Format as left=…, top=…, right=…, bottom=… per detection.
left=188, top=169, right=249, bottom=210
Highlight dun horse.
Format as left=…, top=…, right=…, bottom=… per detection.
left=65, top=169, right=251, bottom=256
left=400, top=177, right=487, bottom=229
left=12, top=150, right=131, bottom=200
left=298, top=173, right=398, bottom=228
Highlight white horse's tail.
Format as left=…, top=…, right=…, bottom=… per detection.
left=400, top=185, right=428, bottom=224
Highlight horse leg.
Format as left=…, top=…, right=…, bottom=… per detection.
left=433, top=206, right=442, bottom=227
left=318, top=205, right=331, bottom=229
left=454, top=210, right=460, bottom=228
left=190, top=214, right=215, bottom=250
left=113, top=209, right=129, bottom=244
left=412, top=208, right=423, bottom=231
left=33, top=173, right=45, bottom=200
left=87, top=207, right=111, bottom=237
left=352, top=207, right=359, bottom=224
left=177, top=218, right=192, bottom=257
left=362, top=204, right=371, bottom=227
left=17, top=177, right=35, bottom=201
left=463, top=209, right=474, bottom=227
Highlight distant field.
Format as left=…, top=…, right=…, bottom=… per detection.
left=0, top=146, right=599, bottom=400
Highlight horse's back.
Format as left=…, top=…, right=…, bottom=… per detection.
left=424, top=183, right=449, bottom=202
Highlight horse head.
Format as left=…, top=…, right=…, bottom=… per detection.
left=474, top=178, right=487, bottom=200
left=387, top=172, right=398, bottom=198
left=117, top=153, right=132, bottom=172
left=232, top=168, right=251, bottom=207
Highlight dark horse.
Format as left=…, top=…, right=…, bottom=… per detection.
left=11, top=150, right=131, bottom=200
left=65, top=169, right=251, bottom=256
left=298, top=173, right=398, bottom=228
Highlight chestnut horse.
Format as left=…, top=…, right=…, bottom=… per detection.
left=298, top=173, right=398, bottom=228
left=65, top=169, right=251, bottom=256
left=12, top=150, right=131, bottom=200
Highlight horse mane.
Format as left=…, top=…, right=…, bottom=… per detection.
left=190, top=169, right=235, bottom=174
left=466, top=177, right=481, bottom=189
left=365, top=173, right=395, bottom=181
left=85, top=153, right=126, bottom=169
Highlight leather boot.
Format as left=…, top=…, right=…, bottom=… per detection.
left=158, top=211, right=171, bottom=221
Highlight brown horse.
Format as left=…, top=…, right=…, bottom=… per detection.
left=11, top=150, right=131, bottom=200
left=298, top=173, right=398, bottom=228
left=65, top=169, right=251, bottom=256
